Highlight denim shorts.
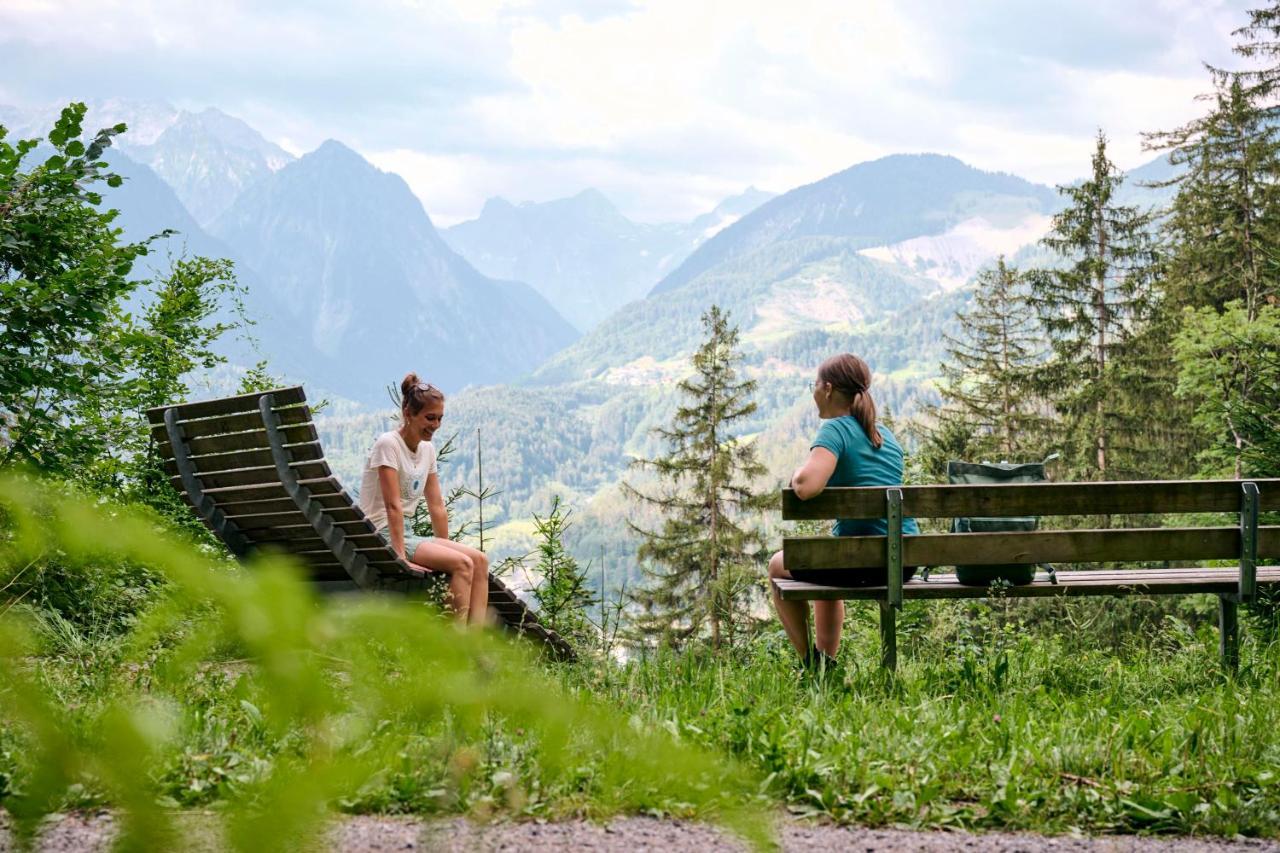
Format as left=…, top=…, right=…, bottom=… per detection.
left=376, top=525, right=431, bottom=562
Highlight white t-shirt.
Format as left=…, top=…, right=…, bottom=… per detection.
left=358, top=430, right=438, bottom=532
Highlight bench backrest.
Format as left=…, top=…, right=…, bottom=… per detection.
left=148, top=387, right=577, bottom=660
left=782, top=479, right=1280, bottom=604
left=148, top=386, right=400, bottom=588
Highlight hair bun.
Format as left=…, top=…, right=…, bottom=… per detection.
left=401, top=372, right=420, bottom=398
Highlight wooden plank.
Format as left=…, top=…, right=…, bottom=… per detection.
left=153, top=423, right=318, bottom=459
left=162, top=443, right=325, bottom=478
left=246, top=522, right=379, bottom=543
left=783, top=527, right=1280, bottom=570
left=774, top=565, right=1280, bottom=601
left=169, top=461, right=329, bottom=491
left=215, top=494, right=350, bottom=516
left=146, top=386, right=306, bottom=424
left=149, top=405, right=312, bottom=443
left=782, top=479, right=1280, bottom=521
left=196, top=478, right=343, bottom=508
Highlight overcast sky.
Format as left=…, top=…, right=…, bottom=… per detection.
left=0, top=0, right=1256, bottom=225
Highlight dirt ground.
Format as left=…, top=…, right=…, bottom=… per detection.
left=2, top=812, right=1279, bottom=852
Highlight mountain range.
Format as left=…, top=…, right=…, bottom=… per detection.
left=0, top=97, right=1180, bottom=580
left=442, top=186, right=773, bottom=331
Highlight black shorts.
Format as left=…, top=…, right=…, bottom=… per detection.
left=788, top=566, right=918, bottom=588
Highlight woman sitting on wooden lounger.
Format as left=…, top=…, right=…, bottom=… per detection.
left=358, top=373, right=489, bottom=625
left=767, top=353, right=919, bottom=669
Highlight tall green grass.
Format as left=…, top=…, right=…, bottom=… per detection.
left=4, top=471, right=1280, bottom=845
left=0, top=473, right=772, bottom=851
left=575, top=602, right=1280, bottom=836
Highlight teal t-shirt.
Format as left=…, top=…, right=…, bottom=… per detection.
left=811, top=417, right=920, bottom=537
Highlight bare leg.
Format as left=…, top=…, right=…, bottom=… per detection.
left=429, top=539, right=491, bottom=626
left=411, top=539, right=474, bottom=622
left=768, top=550, right=811, bottom=658
left=813, top=600, right=844, bottom=656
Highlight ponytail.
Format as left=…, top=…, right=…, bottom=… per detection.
left=817, top=353, right=881, bottom=448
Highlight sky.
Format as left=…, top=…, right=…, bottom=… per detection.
left=0, top=0, right=1256, bottom=225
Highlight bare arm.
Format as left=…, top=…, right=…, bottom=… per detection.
left=377, top=465, right=407, bottom=558
left=425, top=471, right=448, bottom=540
left=790, top=446, right=838, bottom=501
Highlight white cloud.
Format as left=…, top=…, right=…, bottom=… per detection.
left=0, top=0, right=1257, bottom=221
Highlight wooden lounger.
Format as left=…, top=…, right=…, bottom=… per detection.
left=148, top=386, right=575, bottom=660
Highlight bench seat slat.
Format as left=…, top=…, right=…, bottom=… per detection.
left=146, top=386, right=306, bottom=424
left=247, top=522, right=378, bottom=543
left=229, top=508, right=366, bottom=532
left=774, top=566, right=1280, bottom=601
left=784, top=527, right=1280, bottom=570
left=783, top=480, right=1280, bottom=520
left=215, top=495, right=351, bottom=516
left=188, top=478, right=343, bottom=506
left=149, top=405, right=313, bottom=443
left=162, top=443, right=325, bottom=478
left=169, top=461, right=330, bottom=491
left=153, top=423, right=318, bottom=458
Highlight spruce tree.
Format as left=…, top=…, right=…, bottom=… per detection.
left=1144, top=13, right=1280, bottom=476
left=1027, top=132, right=1161, bottom=480
left=934, top=257, right=1048, bottom=462
left=1147, top=76, right=1280, bottom=317
left=624, top=305, right=770, bottom=650
left=530, top=496, right=594, bottom=648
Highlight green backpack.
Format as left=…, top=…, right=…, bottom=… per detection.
left=946, top=458, right=1056, bottom=586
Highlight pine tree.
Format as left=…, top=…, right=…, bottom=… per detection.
left=624, top=306, right=770, bottom=650
left=1143, top=14, right=1280, bottom=476
left=934, top=257, right=1048, bottom=462
left=1027, top=131, right=1161, bottom=481
left=530, top=496, right=594, bottom=648
left=1147, top=76, right=1280, bottom=318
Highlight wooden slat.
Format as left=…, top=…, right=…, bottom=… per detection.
left=195, top=478, right=343, bottom=508
left=782, top=479, right=1280, bottom=521
left=153, top=423, right=318, bottom=459
left=146, top=386, right=306, bottom=424
left=169, top=461, right=329, bottom=491
left=215, top=494, right=351, bottom=516
left=775, top=566, right=1280, bottom=601
left=150, top=405, right=313, bottom=443
left=783, top=527, right=1280, bottom=570
left=246, top=522, right=378, bottom=543
left=163, top=443, right=325, bottom=478
left=225, top=505, right=364, bottom=528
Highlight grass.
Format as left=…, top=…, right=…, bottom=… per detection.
left=574, top=605, right=1280, bottom=836
left=7, top=594, right=1280, bottom=840
left=3, top=474, right=1279, bottom=843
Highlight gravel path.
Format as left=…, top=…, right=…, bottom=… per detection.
left=3, top=812, right=1278, bottom=852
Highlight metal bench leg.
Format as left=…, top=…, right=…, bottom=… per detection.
left=1219, top=595, right=1239, bottom=675
left=879, top=600, right=897, bottom=671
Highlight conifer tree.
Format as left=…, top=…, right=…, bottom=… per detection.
left=934, top=257, right=1048, bottom=462
left=1147, top=76, right=1280, bottom=317
left=530, top=496, right=594, bottom=648
left=1144, top=13, right=1280, bottom=476
left=1027, top=132, right=1161, bottom=480
left=624, top=306, right=770, bottom=650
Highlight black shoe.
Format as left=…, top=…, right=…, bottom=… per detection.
left=802, top=645, right=839, bottom=676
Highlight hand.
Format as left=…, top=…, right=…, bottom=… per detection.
left=407, top=561, right=433, bottom=576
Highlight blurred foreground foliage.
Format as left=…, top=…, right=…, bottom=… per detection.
left=0, top=472, right=772, bottom=851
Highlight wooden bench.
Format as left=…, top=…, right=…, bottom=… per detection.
left=775, top=479, right=1280, bottom=671
left=147, top=386, right=574, bottom=660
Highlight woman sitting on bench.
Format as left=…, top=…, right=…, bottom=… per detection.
left=358, top=373, right=490, bottom=625
left=768, top=353, right=919, bottom=668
